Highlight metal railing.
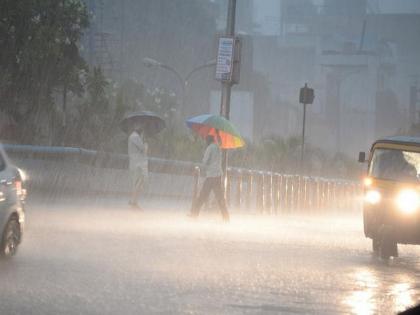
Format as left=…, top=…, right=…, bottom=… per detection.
left=3, top=144, right=363, bottom=212
left=216, top=170, right=363, bottom=213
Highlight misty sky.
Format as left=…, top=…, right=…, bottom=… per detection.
left=379, top=0, right=420, bottom=13
left=253, top=0, right=420, bottom=35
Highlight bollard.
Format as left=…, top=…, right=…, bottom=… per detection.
left=272, top=174, right=278, bottom=214
left=293, top=175, right=300, bottom=212
left=336, top=182, right=341, bottom=210
left=330, top=181, right=335, bottom=210
left=337, top=182, right=342, bottom=210
left=270, top=173, right=274, bottom=214
left=265, top=172, right=273, bottom=214
left=262, top=172, right=268, bottom=213
left=226, top=168, right=232, bottom=207
left=341, top=182, right=346, bottom=210
left=316, top=179, right=322, bottom=211
left=309, top=178, right=314, bottom=210
left=297, top=175, right=303, bottom=211
left=236, top=170, right=242, bottom=209
left=246, top=171, right=253, bottom=210
left=273, top=174, right=281, bottom=214
left=276, top=174, right=283, bottom=214
left=302, top=176, right=308, bottom=210
left=284, top=176, right=290, bottom=211
left=304, top=177, right=310, bottom=210
left=256, top=172, right=264, bottom=213
left=305, top=177, right=311, bottom=211
left=326, top=180, right=331, bottom=210
left=332, top=182, right=337, bottom=210
left=321, top=179, right=327, bottom=210
left=296, top=176, right=301, bottom=211
left=192, top=166, right=201, bottom=204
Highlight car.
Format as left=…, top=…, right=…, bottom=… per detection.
left=359, top=136, right=420, bottom=259
left=0, top=145, right=25, bottom=258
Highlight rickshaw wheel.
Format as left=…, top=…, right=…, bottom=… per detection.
left=372, top=238, right=380, bottom=256
left=379, top=225, right=398, bottom=260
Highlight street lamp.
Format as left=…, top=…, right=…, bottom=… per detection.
left=185, top=59, right=216, bottom=85
left=142, top=57, right=216, bottom=116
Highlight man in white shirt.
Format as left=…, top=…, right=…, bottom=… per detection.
left=189, top=135, right=230, bottom=222
left=128, top=125, right=148, bottom=210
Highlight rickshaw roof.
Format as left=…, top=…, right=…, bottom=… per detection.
left=373, top=136, right=420, bottom=147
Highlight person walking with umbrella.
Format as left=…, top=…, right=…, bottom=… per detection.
left=128, top=124, right=148, bottom=210
left=189, top=134, right=230, bottom=222
left=186, top=114, right=245, bottom=222
left=121, top=111, right=166, bottom=210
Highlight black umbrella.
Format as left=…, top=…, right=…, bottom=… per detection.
left=120, top=111, right=166, bottom=135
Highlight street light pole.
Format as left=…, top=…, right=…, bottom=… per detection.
left=184, top=60, right=217, bottom=85
left=299, top=83, right=314, bottom=173
left=300, top=102, right=307, bottom=172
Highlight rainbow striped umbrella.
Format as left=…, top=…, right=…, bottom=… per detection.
left=186, top=114, right=245, bottom=149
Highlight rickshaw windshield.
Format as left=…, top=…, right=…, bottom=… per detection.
left=369, top=148, right=420, bottom=182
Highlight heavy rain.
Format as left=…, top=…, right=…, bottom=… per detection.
left=1, top=1, right=420, bottom=314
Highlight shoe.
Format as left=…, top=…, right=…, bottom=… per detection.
left=129, top=201, right=143, bottom=211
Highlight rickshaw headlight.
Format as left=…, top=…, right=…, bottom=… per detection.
left=395, top=189, right=420, bottom=214
left=365, top=190, right=381, bottom=205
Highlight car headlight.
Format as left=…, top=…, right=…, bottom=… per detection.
left=395, top=189, right=420, bottom=214
left=365, top=190, right=381, bottom=205
left=17, top=168, right=27, bottom=182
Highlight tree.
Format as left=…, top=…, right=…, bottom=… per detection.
left=86, top=67, right=109, bottom=112
left=0, top=0, right=89, bottom=142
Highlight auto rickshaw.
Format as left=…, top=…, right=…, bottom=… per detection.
left=359, top=136, right=420, bottom=259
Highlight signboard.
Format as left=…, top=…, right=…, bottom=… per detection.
left=215, top=37, right=234, bottom=82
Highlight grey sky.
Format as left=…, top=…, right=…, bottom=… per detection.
left=251, top=0, right=420, bottom=35
left=379, top=0, right=420, bottom=13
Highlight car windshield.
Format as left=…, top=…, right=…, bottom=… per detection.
left=369, top=148, right=420, bottom=182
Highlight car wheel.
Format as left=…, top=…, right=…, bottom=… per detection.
left=1, top=218, right=20, bottom=258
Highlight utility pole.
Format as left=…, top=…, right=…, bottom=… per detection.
left=220, top=0, right=236, bottom=119
left=220, top=0, right=237, bottom=191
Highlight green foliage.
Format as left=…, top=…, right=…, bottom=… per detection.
left=0, top=0, right=88, bottom=139
left=65, top=67, right=114, bottom=149
left=86, top=67, right=109, bottom=112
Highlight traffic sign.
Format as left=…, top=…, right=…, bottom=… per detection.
left=216, top=37, right=234, bottom=82
left=299, top=84, right=315, bottom=104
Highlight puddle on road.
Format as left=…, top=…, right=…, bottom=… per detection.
left=343, top=262, right=419, bottom=315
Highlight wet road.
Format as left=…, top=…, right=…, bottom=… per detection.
left=1, top=197, right=419, bottom=315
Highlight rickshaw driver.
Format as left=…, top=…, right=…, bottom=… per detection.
left=378, top=150, right=418, bottom=182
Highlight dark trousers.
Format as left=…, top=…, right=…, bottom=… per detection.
left=191, top=176, right=229, bottom=220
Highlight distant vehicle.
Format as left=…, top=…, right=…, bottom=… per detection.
left=359, top=136, right=420, bottom=259
left=0, top=145, right=25, bottom=258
